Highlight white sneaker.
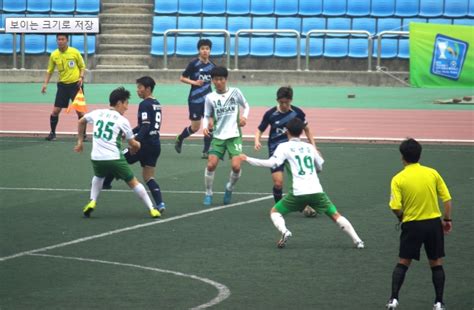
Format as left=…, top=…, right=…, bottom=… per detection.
left=433, top=302, right=446, bottom=310
left=355, top=240, right=365, bottom=249
left=277, top=230, right=292, bottom=248
left=386, top=298, right=399, bottom=309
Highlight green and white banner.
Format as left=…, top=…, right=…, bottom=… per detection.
left=410, top=23, right=473, bottom=88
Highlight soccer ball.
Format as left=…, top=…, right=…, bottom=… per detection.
left=303, top=206, right=317, bottom=218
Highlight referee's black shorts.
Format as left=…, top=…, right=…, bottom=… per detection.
left=55, top=82, right=83, bottom=108
left=399, top=217, right=445, bottom=261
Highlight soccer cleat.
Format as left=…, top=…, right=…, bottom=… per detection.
left=355, top=241, right=365, bottom=249
left=277, top=230, right=292, bottom=248
left=203, top=194, right=213, bottom=206
left=433, top=302, right=446, bottom=310
left=150, top=208, right=161, bottom=218
left=201, top=151, right=209, bottom=159
left=157, top=202, right=166, bottom=214
left=303, top=205, right=317, bottom=217
left=174, top=136, right=183, bottom=154
left=386, top=298, right=399, bottom=309
left=45, top=132, right=56, bottom=141
left=223, top=184, right=232, bottom=205
left=83, top=200, right=96, bottom=218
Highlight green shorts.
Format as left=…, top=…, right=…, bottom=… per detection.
left=274, top=192, right=338, bottom=216
left=91, top=159, right=134, bottom=183
left=209, top=136, right=243, bottom=159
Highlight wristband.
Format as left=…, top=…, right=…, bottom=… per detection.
left=443, top=218, right=452, bottom=222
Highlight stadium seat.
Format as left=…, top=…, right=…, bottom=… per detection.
left=252, top=17, right=276, bottom=35
left=428, top=18, right=453, bottom=24
left=453, top=18, right=474, bottom=25
left=444, top=0, right=469, bottom=17
left=3, top=0, right=26, bottom=13
left=324, top=38, right=348, bottom=57
left=76, top=0, right=101, bottom=14
left=419, top=0, right=444, bottom=17
left=230, top=36, right=250, bottom=56
left=1, top=13, right=24, bottom=29
left=326, top=18, right=351, bottom=37
left=46, top=34, right=57, bottom=53
left=352, top=18, right=377, bottom=36
left=274, top=0, right=298, bottom=16
left=202, top=36, right=225, bottom=55
left=202, top=0, right=226, bottom=15
left=227, top=0, right=250, bottom=15
left=202, top=16, right=226, bottom=32
left=154, top=0, right=178, bottom=14
left=25, top=34, right=46, bottom=54
left=299, top=0, right=323, bottom=16
left=0, top=34, right=21, bottom=54
left=150, top=35, right=175, bottom=56
left=401, top=18, right=427, bottom=31
left=277, top=17, right=302, bottom=35
left=176, top=36, right=200, bottom=56
left=348, top=38, right=370, bottom=58
left=373, top=39, right=398, bottom=58
left=27, top=0, right=51, bottom=13
left=470, top=1, right=474, bottom=16
left=347, top=0, right=370, bottom=17
left=178, top=16, right=201, bottom=29
left=301, top=37, right=323, bottom=57
left=395, top=0, right=420, bottom=17
left=274, top=37, right=298, bottom=57
left=301, top=17, right=326, bottom=36
left=51, top=0, right=75, bottom=13
left=250, top=37, right=274, bottom=56
left=250, top=0, right=274, bottom=16
left=227, top=16, right=251, bottom=35
left=377, top=18, right=402, bottom=35
left=371, top=0, right=396, bottom=17
left=398, top=39, right=409, bottom=59
left=178, top=0, right=202, bottom=15
left=322, top=0, right=347, bottom=16
left=71, top=35, right=96, bottom=54
left=153, top=16, right=176, bottom=35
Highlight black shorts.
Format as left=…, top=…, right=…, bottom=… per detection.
left=399, top=217, right=445, bottom=261
left=188, top=103, right=204, bottom=121
left=124, top=142, right=161, bottom=167
left=55, top=82, right=83, bottom=108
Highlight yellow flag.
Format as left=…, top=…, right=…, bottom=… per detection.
left=67, top=88, right=87, bottom=113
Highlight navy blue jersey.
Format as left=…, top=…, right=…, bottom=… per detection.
left=257, top=105, right=307, bottom=155
left=136, top=98, right=162, bottom=146
left=182, top=58, right=215, bottom=105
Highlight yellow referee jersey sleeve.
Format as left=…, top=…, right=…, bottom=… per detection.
left=47, top=47, right=85, bottom=84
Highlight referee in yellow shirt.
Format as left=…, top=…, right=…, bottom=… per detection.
left=41, top=34, right=86, bottom=141
left=386, top=138, right=452, bottom=310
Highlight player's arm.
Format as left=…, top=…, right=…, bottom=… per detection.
left=254, top=130, right=264, bottom=151
left=436, top=173, right=453, bottom=233
left=134, top=105, right=152, bottom=142
left=241, top=145, right=285, bottom=168
left=76, top=51, right=86, bottom=87
left=180, top=75, right=204, bottom=87
left=203, top=95, right=213, bottom=136
left=121, top=120, right=141, bottom=154
left=313, top=149, right=325, bottom=173
left=389, top=178, right=403, bottom=222
left=237, top=90, right=250, bottom=127
left=74, top=117, right=88, bottom=153
left=303, top=125, right=317, bottom=149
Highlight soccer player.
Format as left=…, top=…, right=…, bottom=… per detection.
left=203, top=66, right=249, bottom=206
left=102, top=77, right=166, bottom=213
left=255, top=86, right=317, bottom=216
left=386, top=138, right=452, bottom=310
left=74, top=87, right=160, bottom=219
left=175, top=39, right=216, bottom=159
left=42, top=34, right=86, bottom=141
left=240, top=118, right=364, bottom=249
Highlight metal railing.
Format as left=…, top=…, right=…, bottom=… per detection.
left=375, top=31, right=409, bottom=70
left=234, top=29, right=301, bottom=71
left=163, top=29, right=231, bottom=70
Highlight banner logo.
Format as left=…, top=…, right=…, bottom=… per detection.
left=431, top=34, right=469, bottom=80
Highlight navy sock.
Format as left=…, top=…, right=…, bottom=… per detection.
left=102, top=174, right=114, bottom=188
left=273, top=186, right=283, bottom=203
left=50, top=115, right=59, bottom=133
left=178, top=126, right=195, bottom=141
left=146, top=179, right=163, bottom=206
left=431, top=265, right=445, bottom=303
left=203, top=133, right=212, bottom=152
left=391, top=263, right=408, bottom=300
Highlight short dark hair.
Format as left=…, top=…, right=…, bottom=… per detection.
left=399, top=138, right=422, bottom=163
left=286, top=117, right=305, bottom=137
left=109, top=87, right=130, bottom=106
left=277, top=86, right=293, bottom=100
left=211, top=66, right=228, bottom=79
left=56, top=34, right=69, bottom=40
left=197, top=38, right=212, bottom=50
left=136, top=76, right=156, bottom=92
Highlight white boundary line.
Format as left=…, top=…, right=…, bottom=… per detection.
left=29, top=253, right=230, bottom=310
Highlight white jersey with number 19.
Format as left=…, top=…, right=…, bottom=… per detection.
left=84, top=109, right=134, bottom=161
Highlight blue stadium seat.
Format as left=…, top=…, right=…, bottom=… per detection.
left=227, top=0, right=250, bottom=15
left=275, top=0, right=298, bottom=16
left=230, top=36, right=250, bottom=56
left=326, top=17, right=351, bottom=36
left=202, top=16, right=226, bottom=31
left=178, top=16, right=201, bottom=29
left=371, top=0, right=396, bottom=17
left=301, top=17, right=326, bottom=36
left=401, top=18, right=427, bottom=31
left=202, top=0, right=226, bottom=15
left=25, top=34, right=46, bottom=54
left=178, top=0, right=202, bottom=15
left=428, top=18, right=453, bottom=24
left=277, top=17, right=302, bottom=35
left=252, top=17, right=276, bottom=35
left=227, top=16, right=251, bottom=35
left=444, top=0, right=469, bottom=17
left=3, top=0, right=26, bottom=12
left=202, top=36, right=225, bottom=55
left=324, top=38, right=348, bottom=57
left=395, top=0, right=420, bottom=17
left=352, top=18, right=376, bottom=36
left=470, top=1, right=474, bottom=16
left=322, top=0, right=347, bottom=16
left=46, top=35, right=57, bottom=53
left=51, top=0, right=75, bottom=13
left=299, top=0, right=323, bottom=16
left=1, top=14, right=24, bottom=29
left=373, top=39, right=398, bottom=58
left=377, top=18, right=402, bottom=35
left=151, top=35, right=175, bottom=56
left=176, top=36, right=200, bottom=56
left=154, top=0, right=178, bottom=14
left=76, top=0, right=101, bottom=14
left=347, top=0, right=370, bottom=17
left=71, top=35, right=96, bottom=54
left=419, top=0, right=444, bottom=17
left=348, top=39, right=370, bottom=58
left=251, top=0, right=274, bottom=16
left=0, top=34, right=21, bottom=54
left=398, top=39, right=409, bottom=59
left=27, top=0, right=51, bottom=13
left=301, top=37, right=323, bottom=56
left=250, top=37, right=274, bottom=56
left=153, top=16, right=176, bottom=35
left=453, top=18, right=474, bottom=25
left=274, top=37, right=298, bottom=57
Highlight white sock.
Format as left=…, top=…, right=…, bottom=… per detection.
left=270, top=212, right=288, bottom=234
left=226, top=170, right=241, bottom=191
left=90, top=176, right=104, bottom=201
left=336, top=216, right=362, bottom=244
left=204, top=168, right=215, bottom=195
left=133, top=183, right=154, bottom=211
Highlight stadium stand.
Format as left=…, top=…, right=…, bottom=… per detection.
left=377, top=18, right=403, bottom=34
left=0, top=33, right=20, bottom=54
left=419, top=0, right=444, bottom=17
left=230, top=36, right=250, bottom=56
left=203, top=35, right=225, bottom=55
left=428, top=18, right=453, bottom=24
left=25, top=34, right=46, bottom=54
left=252, top=16, right=277, bottom=34
left=70, top=35, right=96, bottom=54
left=402, top=18, right=427, bottom=30
left=298, top=0, right=323, bottom=16
left=154, top=0, right=178, bottom=14
left=444, top=0, right=469, bottom=17
left=395, top=0, right=420, bottom=17
left=324, top=38, right=349, bottom=57
left=227, top=16, right=251, bottom=35
left=349, top=38, right=370, bottom=58
left=176, top=36, right=200, bottom=56
left=178, top=0, right=202, bottom=15
left=177, top=16, right=201, bottom=29
left=373, top=38, right=398, bottom=58
left=51, top=0, right=76, bottom=14
left=153, top=16, right=177, bottom=35
left=454, top=18, right=474, bottom=25
left=202, top=16, right=226, bottom=32
left=76, top=0, right=101, bottom=14
left=347, top=0, right=371, bottom=17
left=250, top=37, right=274, bottom=56
left=227, top=0, right=250, bottom=15
left=301, top=37, right=323, bottom=56
left=46, top=35, right=58, bottom=53
left=250, top=0, right=274, bottom=16
left=274, top=0, right=298, bottom=16
left=470, top=1, right=474, bottom=16
left=3, top=0, right=27, bottom=13
left=26, top=0, right=51, bottom=13
left=151, top=35, right=175, bottom=56
left=202, top=0, right=226, bottom=15
left=277, top=17, right=302, bottom=34
left=301, top=17, right=326, bottom=36
left=398, top=39, right=409, bottom=59
left=327, top=18, right=352, bottom=36
left=323, top=0, right=347, bottom=16
left=371, top=0, right=396, bottom=17
left=274, top=37, right=298, bottom=57
left=352, top=18, right=377, bottom=36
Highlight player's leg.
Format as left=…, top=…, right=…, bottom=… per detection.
left=84, top=160, right=107, bottom=217
left=138, top=144, right=165, bottom=212
left=175, top=104, right=202, bottom=153
left=271, top=193, right=301, bottom=248
left=271, top=167, right=284, bottom=203
left=103, top=148, right=140, bottom=190
left=126, top=177, right=160, bottom=218
left=203, top=138, right=224, bottom=205
left=46, top=85, right=67, bottom=141
left=425, top=219, right=446, bottom=308
left=202, top=118, right=213, bottom=159
left=223, top=137, right=243, bottom=204
left=142, top=166, right=165, bottom=213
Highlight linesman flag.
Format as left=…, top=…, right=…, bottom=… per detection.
left=67, top=88, right=87, bottom=113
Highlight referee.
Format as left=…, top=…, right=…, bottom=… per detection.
left=386, top=138, right=452, bottom=310
left=41, top=33, right=86, bottom=141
